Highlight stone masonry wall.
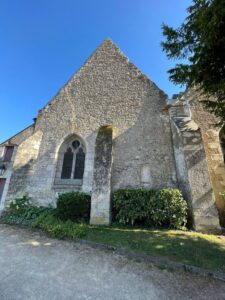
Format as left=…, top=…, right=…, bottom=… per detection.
left=0, top=125, right=35, bottom=210
left=170, top=92, right=221, bottom=230
left=0, top=125, right=34, bottom=146
left=5, top=39, right=177, bottom=208
left=170, top=91, right=219, bottom=230
left=6, top=130, right=43, bottom=204
left=184, top=89, right=225, bottom=227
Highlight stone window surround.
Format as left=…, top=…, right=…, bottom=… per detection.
left=54, top=135, right=86, bottom=187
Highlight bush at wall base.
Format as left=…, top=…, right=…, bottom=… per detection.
left=113, top=188, right=188, bottom=229
left=56, top=192, right=91, bottom=222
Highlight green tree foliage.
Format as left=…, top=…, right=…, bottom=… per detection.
left=161, top=0, right=225, bottom=125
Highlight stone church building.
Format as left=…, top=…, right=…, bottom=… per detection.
left=0, top=39, right=224, bottom=231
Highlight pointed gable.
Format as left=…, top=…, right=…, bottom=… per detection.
left=38, top=38, right=165, bottom=119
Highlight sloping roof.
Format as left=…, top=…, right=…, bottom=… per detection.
left=0, top=124, right=34, bottom=146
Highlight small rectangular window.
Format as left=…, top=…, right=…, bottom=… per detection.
left=4, top=146, right=14, bottom=162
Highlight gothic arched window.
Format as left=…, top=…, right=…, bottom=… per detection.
left=61, top=139, right=85, bottom=179
left=74, top=148, right=85, bottom=179
left=61, top=147, right=73, bottom=179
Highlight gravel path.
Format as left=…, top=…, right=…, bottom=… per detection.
left=0, top=224, right=225, bottom=300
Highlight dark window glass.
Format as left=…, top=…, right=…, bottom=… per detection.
left=61, top=148, right=73, bottom=179
left=72, top=140, right=80, bottom=150
left=4, top=146, right=14, bottom=162
left=220, top=127, right=225, bottom=163
left=74, top=148, right=85, bottom=179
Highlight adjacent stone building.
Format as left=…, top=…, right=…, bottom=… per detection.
left=0, top=39, right=224, bottom=231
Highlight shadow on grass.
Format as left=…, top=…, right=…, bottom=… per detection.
left=86, top=226, right=225, bottom=273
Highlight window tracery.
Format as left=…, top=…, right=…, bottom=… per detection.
left=61, top=139, right=85, bottom=179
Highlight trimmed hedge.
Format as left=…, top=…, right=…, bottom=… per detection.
left=56, top=192, right=91, bottom=222
left=113, top=188, right=187, bottom=229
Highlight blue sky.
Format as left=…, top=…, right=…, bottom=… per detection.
left=0, top=0, right=191, bottom=142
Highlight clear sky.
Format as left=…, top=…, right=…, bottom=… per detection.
left=0, top=0, right=192, bottom=142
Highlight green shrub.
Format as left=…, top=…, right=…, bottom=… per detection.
left=221, top=191, right=225, bottom=215
left=113, top=188, right=187, bottom=229
left=32, top=213, right=87, bottom=239
left=56, top=192, right=91, bottom=222
left=0, top=213, right=30, bottom=226
left=2, top=195, right=54, bottom=226
left=8, top=195, right=30, bottom=215
left=221, top=191, right=225, bottom=199
left=113, top=189, right=157, bottom=225
left=147, top=189, right=188, bottom=229
left=1, top=195, right=87, bottom=239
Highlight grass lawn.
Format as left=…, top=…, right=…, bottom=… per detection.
left=86, top=225, right=225, bottom=274
left=1, top=212, right=225, bottom=274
